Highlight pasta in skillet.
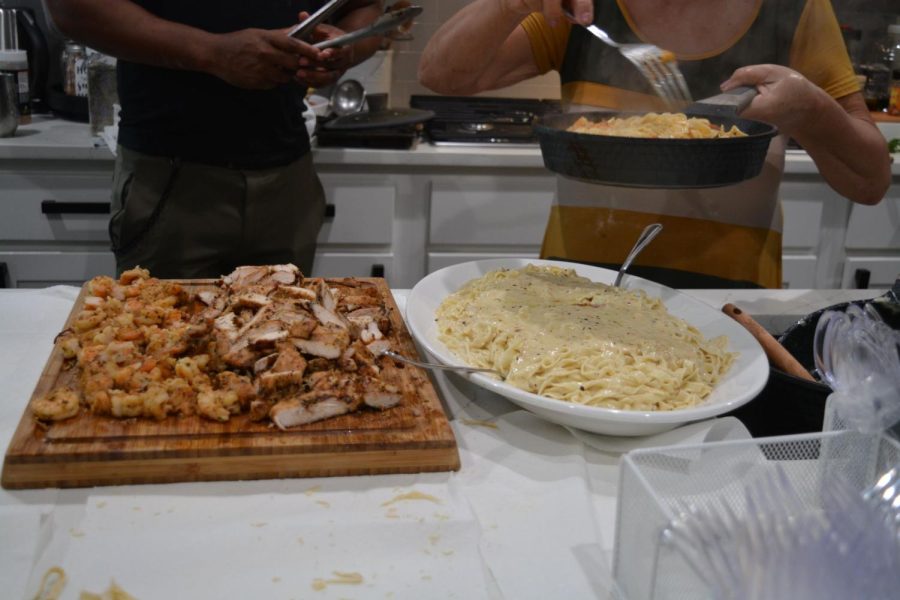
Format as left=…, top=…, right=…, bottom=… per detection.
left=435, top=265, right=734, bottom=411
left=568, top=112, right=747, bottom=138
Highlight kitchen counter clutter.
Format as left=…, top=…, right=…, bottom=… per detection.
left=2, top=114, right=900, bottom=169
left=1, top=115, right=900, bottom=290
left=0, top=285, right=880, bottom=599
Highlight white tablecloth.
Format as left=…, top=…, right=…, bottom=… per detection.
left=0, top=285, right=870, bottom=599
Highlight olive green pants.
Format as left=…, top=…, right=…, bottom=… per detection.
left=108, top=146, right=325, bottom=279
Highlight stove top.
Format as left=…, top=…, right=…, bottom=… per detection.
left=409, top=95, right=561, bottom=145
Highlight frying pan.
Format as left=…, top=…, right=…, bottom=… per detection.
left=532, top=86, right=778, bottom=188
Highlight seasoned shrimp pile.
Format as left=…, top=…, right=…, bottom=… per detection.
left=42, top=267, right=218, bottom=422
left=36, top=264, right=404, bottom=429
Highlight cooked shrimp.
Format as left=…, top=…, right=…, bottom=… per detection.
left=88, top=275, right=115, bottom=298
left=119, top=266, right=150, bottom=285
left=197, top=388, right=240, bottom=422
left=109, top=390, right=143, bottom=418
left=31, top=388, right=80, bottom=421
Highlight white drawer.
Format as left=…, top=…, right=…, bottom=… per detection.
left=841, top=257, right=900, bottom=289
left=0, top=169, right=113, bottom=242
left=781, top=255, right=817, bottom=288
left=429, top=175, right=554, bottom=245
left=317, top=176, right=395, bottom=245
left=427, top=251, right=540, bottom=274
left=310, top=252, right=394, bottom=282
left=779, top=182, right=826, bottom=249
left=0, top=251, right=116, bottom=288
left=844, top=194, right=900, bottom=250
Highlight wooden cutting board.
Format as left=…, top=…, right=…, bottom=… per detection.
left=2, top=278, right=459, bottom=489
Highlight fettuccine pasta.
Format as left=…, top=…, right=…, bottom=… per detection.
left=568, top=112, right=747, bottom=138
left=435, top=265, right=734, bottom=411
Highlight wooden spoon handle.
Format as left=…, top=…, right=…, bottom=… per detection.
left=722, top=303, right=816, bottom=382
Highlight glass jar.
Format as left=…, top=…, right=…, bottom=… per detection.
left=61, top=41, right=88, bottom=97
left=888, top=24, right=900, bottom=116
left=86, top=51, right=118, bottom=136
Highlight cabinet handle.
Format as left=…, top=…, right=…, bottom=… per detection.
left=370, top=264, right=385, bottom=278
left=324, top=203, right=336, bottom=219
left=854, top=268, right=871, bottom=289
left=0, top=262, right=8, bottom=288
left=41, top=200, right=111, bottom=215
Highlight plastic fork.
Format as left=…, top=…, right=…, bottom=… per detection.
left=563, top=9, right=691, bottom=106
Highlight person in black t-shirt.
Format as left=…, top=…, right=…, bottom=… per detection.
left=47, top=1, right=384, bottom=278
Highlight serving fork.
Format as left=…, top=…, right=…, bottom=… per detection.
left=379, top=350, right=505, bottom=379
left=563, top=9, right=691, bottom=106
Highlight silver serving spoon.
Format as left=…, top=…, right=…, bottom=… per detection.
left=330, top=79, right=366, bottom=116
left=379, top=350, right=504, bottom=379
left=614, top=223, right=663, bottom=287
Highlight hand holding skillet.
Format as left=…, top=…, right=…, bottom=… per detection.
left=721, top=63, right=889, bottom=204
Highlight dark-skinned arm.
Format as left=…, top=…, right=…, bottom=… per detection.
left=46, top=0, right=330, bottom=89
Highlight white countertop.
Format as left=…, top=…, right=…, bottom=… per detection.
left=0, top=285, right=882, bottom=599
left=3, top=115, right=899, bottom=174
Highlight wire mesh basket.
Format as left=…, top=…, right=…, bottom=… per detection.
left=613, top=429, right=900, bottom=600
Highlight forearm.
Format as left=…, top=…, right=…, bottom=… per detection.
left=792, top=92, right=891, bottom=205
left=47, top=0, right=215, bottom=73
left=419, top=0, right=528, bottom=95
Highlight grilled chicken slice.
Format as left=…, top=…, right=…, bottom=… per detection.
left=310, top=302, right=351, bottom=331
left=270, top=308, right=318, bottom=339
left=222, top=266, right=270, bottom=290
left=364, top=386, right=402, bottom=410
left=346, top=307, right=392, bottom=334
left=214, top=312, right=239, bottom=339
left=246, top=321, right=289, bottom=348
left=292, top=323, right=350, bottom=359
left=359, top=320, right=384, bottom=343
left=223, top=264, right=301, bottom=291
left=257, top=344, right=307, bottom=393
left=253, top=353, right=278, bottom=374
left=270, top=395, right=357, bottom=429
left=365, top=339, right=391, bottom=357
left=273, top=285, right=316, bottom=302
left=270, top=263, right=301, bottom=285
left=221, top=338, right=257, bottom=368
left=316, top=280, right=337, bottom=312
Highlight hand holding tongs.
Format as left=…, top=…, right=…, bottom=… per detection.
left=314, top=5, right=422, bottom=50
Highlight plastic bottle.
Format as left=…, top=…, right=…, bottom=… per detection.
left=888, top=24, right=900, bottom=116
left=0, top=48, right=30, bottom=124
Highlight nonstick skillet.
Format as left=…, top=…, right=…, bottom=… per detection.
left=533, top=86, right=778, bottom=188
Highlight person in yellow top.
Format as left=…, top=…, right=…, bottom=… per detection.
left=419, top=0, right=891, bottom=288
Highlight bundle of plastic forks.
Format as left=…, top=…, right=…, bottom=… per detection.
left=662, top=463, right=900, bottom=600
left=813, top=303, right=900, bottom=433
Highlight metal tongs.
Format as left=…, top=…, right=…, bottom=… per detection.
left=314, top=5, right=422, bottom=50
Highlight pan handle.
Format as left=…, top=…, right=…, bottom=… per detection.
left=691, top=86, right=758, bottom=115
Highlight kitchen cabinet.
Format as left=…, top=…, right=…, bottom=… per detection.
left=842, top=188, right=900, bottom=288
left=0, top=158, right=115, bottom=288
left=2, top=118, right=898, bottom=290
